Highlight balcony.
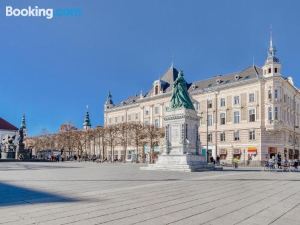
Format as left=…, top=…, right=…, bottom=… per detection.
left=265, top=120, right=283, bottom=131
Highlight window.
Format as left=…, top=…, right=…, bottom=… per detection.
left=274, top=89, right=278, bottom=99
left=154, top=107, right=159, bottom=114
left=135, top=113, right=139, bottom=120
left=144, top=120, right=149, bottom=125
left=115, top=117, right=118, bottom=123
left=109, top=118, right=112, bottom=124
left=249, top=109, right=256, bottom=122
left=220, top=98, right=226, bottom=107
left=207, top=100, right=213, bottom=109
left=234, top=131, right=240, bottom=141
left=207, top=115, right=213, bottom=126
left=249, top=130, right=256, bottom=140
left=268, top=107, right=273, bottom=121
left=207, top=133, right=213, bottom=142
left=274, top=68, right=278, bottom=73
left=234, top=96, right=240, bottom=105
left=194, top=102, right=199, bottom=110
left=220, top=132, right=226, bottom=142
left=274, top=107, right=279, bottom=120
left=145, top=110, right=149, bottom=115
left=234, top=111, right=240, bottom=124
left=249, top=93, right=255, bottom=103
left=128, top=115, right=131, bottom=121
left=268, top=90, right=272, bottom=100
left=154, top=119, right=159, bottom=127
left=220, top=113, right=226, bottom=125
left=268, top=68, right=271, bottom=73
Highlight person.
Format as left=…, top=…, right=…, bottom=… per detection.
left=277, top=154, right=282, bottom=169
left=233, top=157, right=239, bottom=168
left=216, top=155, right=220, bottom=166
left=293, top=159, right=298, bottom=171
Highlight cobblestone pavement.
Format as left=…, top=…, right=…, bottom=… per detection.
left=0, top=162, right=299, bottom=225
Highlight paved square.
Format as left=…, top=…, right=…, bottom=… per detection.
left=0, top=162, right=299, bottom=225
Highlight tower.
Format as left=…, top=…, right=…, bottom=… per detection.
left=20, top=114, right=27, bottom=137
left=262, top=32, right=281, bottom=78
left=83, top=106, right=91, bottom=130
left=104, top=91, right=114, bottom=110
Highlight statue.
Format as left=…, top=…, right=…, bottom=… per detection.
left=170, top=71, right=195, bottom=110
left=1, top=135, right=16, bottom=159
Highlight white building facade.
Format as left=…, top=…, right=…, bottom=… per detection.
left=104, top=40, right=300, bottom=165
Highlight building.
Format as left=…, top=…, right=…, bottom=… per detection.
left=104, top=38, right=300, bottom=165
left=0, top=117, right=18, bottom=158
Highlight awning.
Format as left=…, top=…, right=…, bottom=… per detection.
left=233, top=149, right=241, bottom=154
left=248, top=147, right=257, bottom=153
left=220, top=149, right=227, bottom=155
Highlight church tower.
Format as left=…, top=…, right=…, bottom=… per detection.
left=20, top=114, right=27, bottom=137
left=83, top=107, right=91, bottom=130
left=262, top=33, right=281, bottom=78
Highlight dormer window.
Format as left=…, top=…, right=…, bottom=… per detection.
left=234, top=75, right=240, bottom=80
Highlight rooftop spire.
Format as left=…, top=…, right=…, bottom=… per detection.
left=265, top=27, right=279, bottom=64
left=20, top=114, right=26, bottom=129
left=83, top=106, right=91, bottom=128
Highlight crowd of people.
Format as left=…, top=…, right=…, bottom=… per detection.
left=264, top=154, right=299, bottom=171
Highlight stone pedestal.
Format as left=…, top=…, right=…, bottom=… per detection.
left=141, top=108, right=212, bottom=172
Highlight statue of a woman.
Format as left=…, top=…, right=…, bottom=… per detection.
left=170, top=71, right=195, bottom=110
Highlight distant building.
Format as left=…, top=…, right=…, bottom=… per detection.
left=0, top=117, right=18, bottom=140
left=0, top=118, right=18, bottom=157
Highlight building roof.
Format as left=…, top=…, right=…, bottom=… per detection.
left=109, top=65, right=263, bottom=110
left=0, top=118, right=18, bottom=131
left=189, top=65, right=263, bottom=92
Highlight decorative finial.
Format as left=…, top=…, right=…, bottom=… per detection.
left=270, top=24, right=273, bottom=49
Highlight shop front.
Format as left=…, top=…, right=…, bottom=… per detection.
left=219, top=149, right=227, bottom=160
left=247, top=147, right=257, bottom=161
left=295, top=150, right=299, bottom=159
left=268, top=147, right=277, bottom=158
left=233, top=148, right=241, bottom=159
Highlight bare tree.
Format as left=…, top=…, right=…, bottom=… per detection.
left=95, top=126, right=106, bottom=161
left=117, top=122, right=130, bottom=162
left=143, top=125, right=161, bottom=163
left=104, top=124, right=119, bottom=162
left=128, top=122, right=145, bottom=163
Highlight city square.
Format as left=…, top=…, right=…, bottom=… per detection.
left=0, top=162, right=300, bottom=225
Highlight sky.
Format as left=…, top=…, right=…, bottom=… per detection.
left=1, top=0, right=300, bottom=135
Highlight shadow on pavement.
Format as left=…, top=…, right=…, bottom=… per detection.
left=0, top=182, right=80, bottom=207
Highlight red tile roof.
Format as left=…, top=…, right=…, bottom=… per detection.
left=0, top=118, right=18, bottom=131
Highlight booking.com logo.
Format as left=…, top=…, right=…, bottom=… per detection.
left=5, top=6, right=82, bottom=19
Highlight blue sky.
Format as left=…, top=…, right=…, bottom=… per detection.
left=1, top=0, right=300, bottom=135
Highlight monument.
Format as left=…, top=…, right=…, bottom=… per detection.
left=142, top=71, right=212, bottom=172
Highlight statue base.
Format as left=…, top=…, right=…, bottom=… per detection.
left=141, top=154, right=213, bottom=172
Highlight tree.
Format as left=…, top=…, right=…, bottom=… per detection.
left=104, top=124, right=119, bottom=162
left=117, top=122, right=130, bottom=162
left=144, top=125, right=163, bottom=163
left=95, top=126, right=106, bottom=161
left=128, top=122, right=145, bottom=162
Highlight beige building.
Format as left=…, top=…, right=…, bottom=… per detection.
left=104, top=39, right=300, bottom=165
